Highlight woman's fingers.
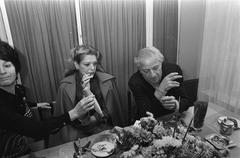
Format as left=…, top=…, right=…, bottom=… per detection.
left=81, top=95, right=94, bottom=103
left=79, top=95, right=95, bottom=111
left=82, top=74, right=94, bottom=81
left=82, top=99, right=95, bottom=113
left=82, top=78, right=90, bottom=88
left=77, top=95, right=93, bottom=107
left=82, top=77, right=90, bottom=83
left=84, top=99, right=95, bottom=108
left=84, top=102, right=95, bottom=111
left=82, top=74, right=94, bottom=88
left=82, top=76, right=92, bottom=82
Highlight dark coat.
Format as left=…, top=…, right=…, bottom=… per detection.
left=0, top=85, right=70, bottom=157
left=128, top=62, right=191, bottom=120
left=51, top=71, right=125, bottom=145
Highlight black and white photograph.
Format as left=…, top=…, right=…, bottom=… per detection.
left=0, top=0, right=239, bottom=157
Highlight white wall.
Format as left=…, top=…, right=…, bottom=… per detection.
left=178, top=0, right=206, bottom=80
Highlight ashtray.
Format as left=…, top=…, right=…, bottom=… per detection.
left=205, top=133, right=236, bottom=150
left=91, top=141, right=115, bottom=157
left=218, top=116, right=240, bottom=129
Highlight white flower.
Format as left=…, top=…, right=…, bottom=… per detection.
left=131, top=145, right=139, bottom=151
left=133, top=120, right=141, bottom=128
left=153, top=136, right=182, bottom=148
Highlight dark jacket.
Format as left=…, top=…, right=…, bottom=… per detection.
left=0, top=85, right=70, bottom=157
left=128, top=62, right=191, bottom=120
left=52, top=71, right=125, bottom=145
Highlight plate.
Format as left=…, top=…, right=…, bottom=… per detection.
left=217, top=116, right=240, bottom=129
left=91, top=141, right=115, bottom=157
left=205, top=133, right=235, bottom=150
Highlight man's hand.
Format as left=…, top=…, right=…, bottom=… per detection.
left=157, top=72, right=182, bottom=93
left=160, top=96, right=179, bottom=111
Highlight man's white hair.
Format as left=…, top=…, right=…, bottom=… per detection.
left=134, top=46, right=164, bottom=68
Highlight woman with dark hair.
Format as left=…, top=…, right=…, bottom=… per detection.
left=0, top=41, right=95, bottom=157
left=53, top=45, right=125, bottom=145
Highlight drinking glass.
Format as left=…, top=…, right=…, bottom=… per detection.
left=193, top=101, right=208, bottom=129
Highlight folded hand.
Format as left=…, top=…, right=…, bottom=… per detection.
left=160, top=96, right=179, bottom=110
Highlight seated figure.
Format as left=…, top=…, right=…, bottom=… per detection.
left=0, top=41, right=92, bottom=157
left=128, top=46, right=191, bottom=121
left=53, top=45, right=125, bottom=145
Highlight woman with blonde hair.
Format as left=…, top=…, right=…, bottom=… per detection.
left=53, top=45, right=125, bottom=145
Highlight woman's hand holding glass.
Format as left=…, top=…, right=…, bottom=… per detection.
left=68, top=95, right=95, bottom=121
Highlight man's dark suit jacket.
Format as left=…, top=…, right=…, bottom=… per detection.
left=128, top=62, right=191, bottom=120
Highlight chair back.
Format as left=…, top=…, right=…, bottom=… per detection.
left=182, top=79, right=199, bottom=103
left=127, top=89, right=137, bottom=125
left=30, top=101, right=55, bottom=151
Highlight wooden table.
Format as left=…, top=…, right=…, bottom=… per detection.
left=21, top=102, right=240, bottom=158
left=198, top=102, right=240, bottom=158
left=21, top=130, right=113, bottom=158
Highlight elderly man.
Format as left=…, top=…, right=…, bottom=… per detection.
left=128, top=46, right=191, bottom=120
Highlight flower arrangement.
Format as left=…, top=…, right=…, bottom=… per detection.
left=111, top=113, right=226, bottom=158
